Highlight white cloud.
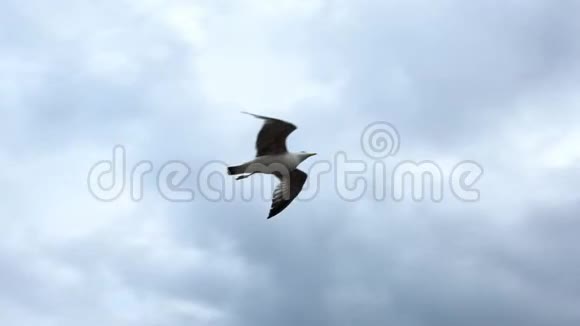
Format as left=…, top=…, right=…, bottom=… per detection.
left=2, top=0, right=580, bottom=325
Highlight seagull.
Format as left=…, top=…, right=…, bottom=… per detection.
left=227, top=112, right=317, bottom=219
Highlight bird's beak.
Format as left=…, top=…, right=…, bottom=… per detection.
left=308, top=153, right=317, bottom=157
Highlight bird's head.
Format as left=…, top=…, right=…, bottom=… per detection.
left=298, top=151, right=317, bottom=162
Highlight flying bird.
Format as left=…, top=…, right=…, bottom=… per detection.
left=227, top=112, right=317, bottom=219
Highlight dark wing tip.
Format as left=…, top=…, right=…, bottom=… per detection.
left=241, top=111, right=267, bottom=119
left=241, top=111, right=297, bottom=128
left=267, top=206, right=283, bottom=219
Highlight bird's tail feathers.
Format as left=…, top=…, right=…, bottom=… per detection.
left=227, top=164, right=248, bottom=175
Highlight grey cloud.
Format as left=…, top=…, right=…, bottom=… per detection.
left=281, top=0, right=580, bottom=147
left=1, top=0, right=580, bottom=326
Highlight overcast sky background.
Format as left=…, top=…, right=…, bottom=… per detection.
left=1, top=0, right=580, bottom=325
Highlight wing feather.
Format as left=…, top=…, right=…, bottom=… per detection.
left=267, top=169, right=308, bottom=219
left=242, top=112, right=297, bottom=156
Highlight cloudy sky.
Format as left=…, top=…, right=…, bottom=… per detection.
left=1, top=0, right=580, bottom=325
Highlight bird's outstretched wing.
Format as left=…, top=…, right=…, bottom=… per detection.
left=268, top=169, right=308, bottom=219
left=242, top=112, right=297, bottom=156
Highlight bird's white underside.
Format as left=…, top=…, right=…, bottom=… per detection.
left=243, top=152, right=302, bottom=174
